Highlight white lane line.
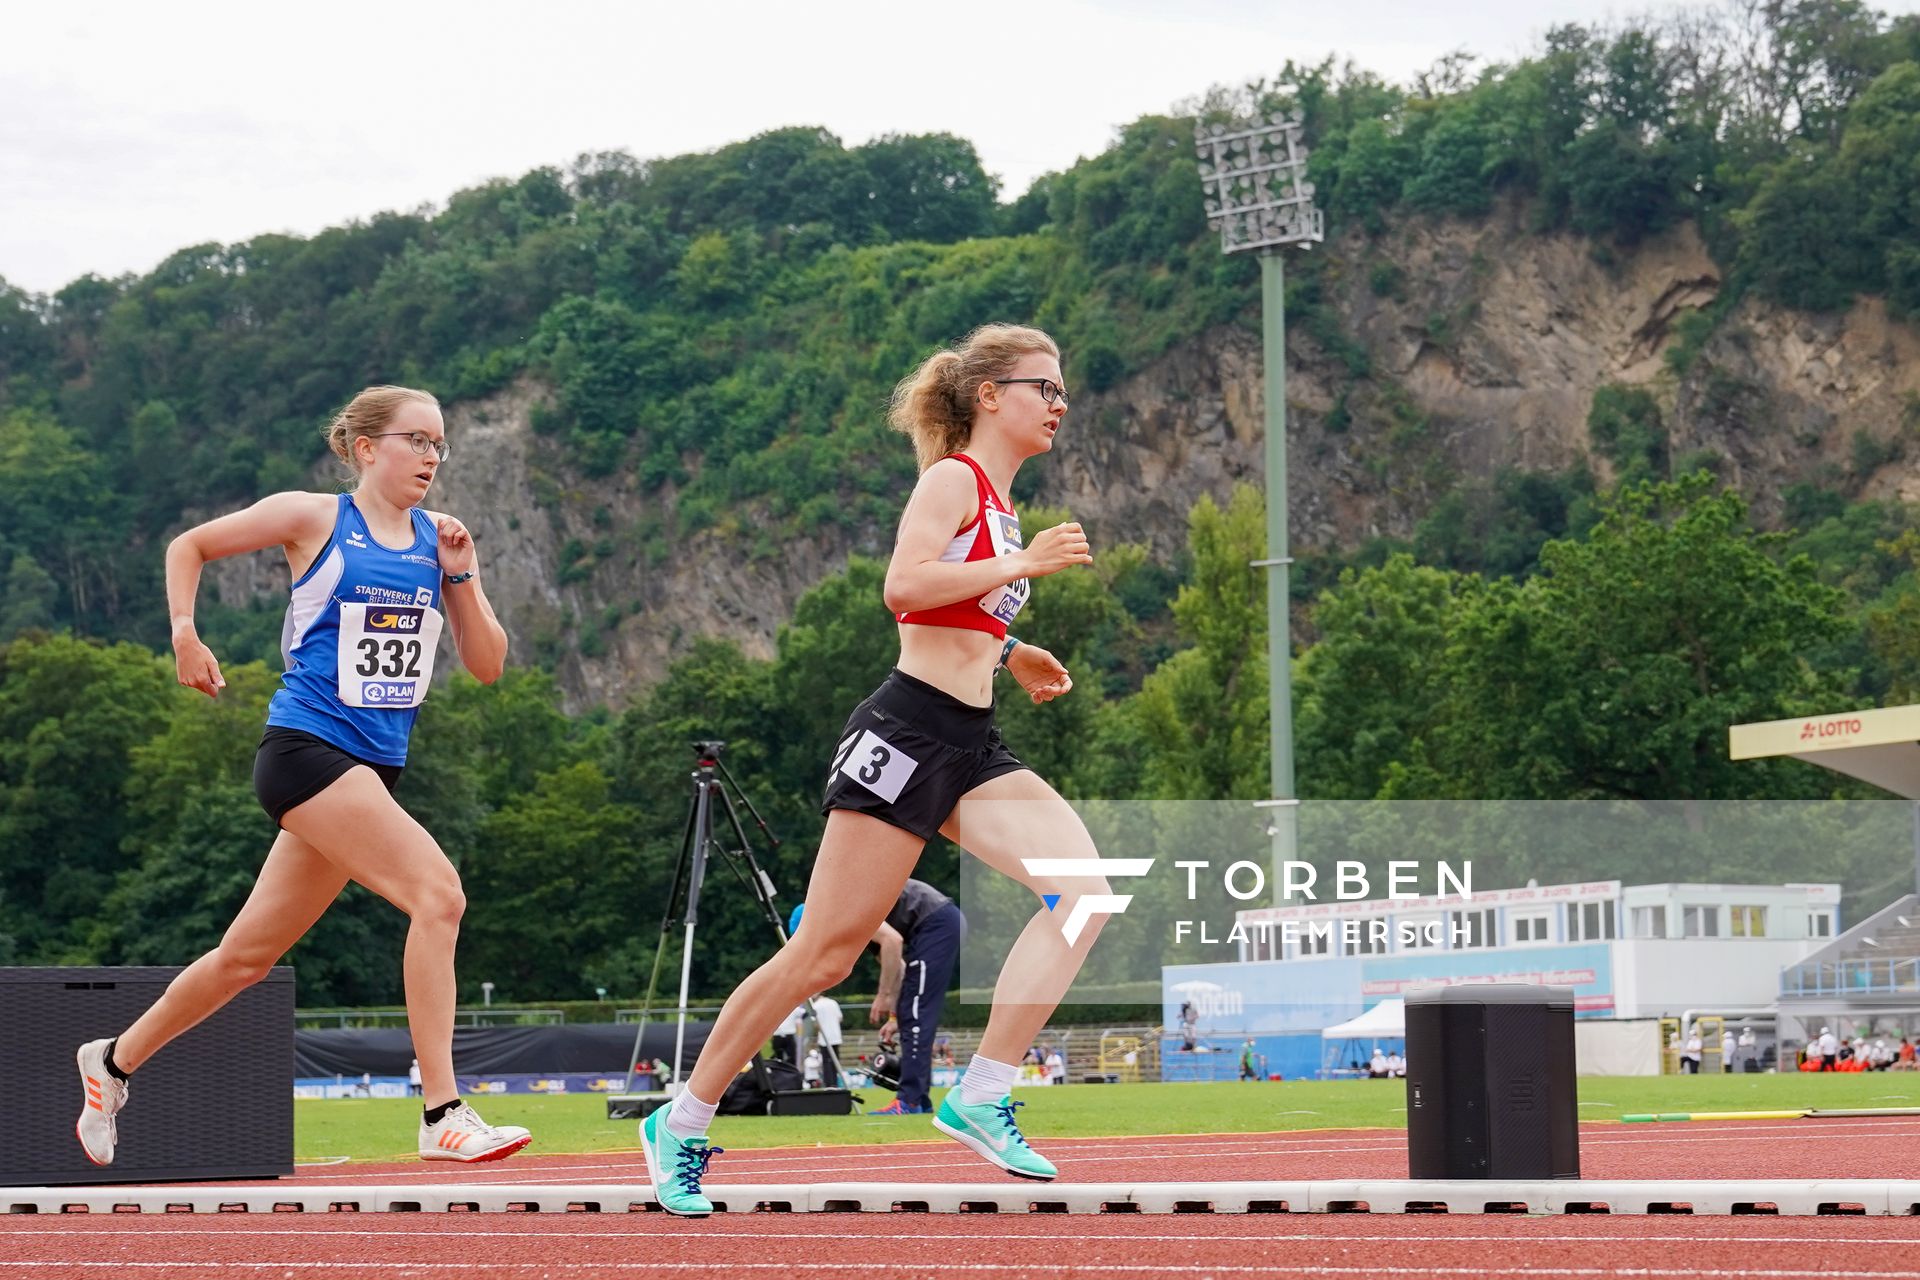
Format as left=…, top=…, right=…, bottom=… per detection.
left=5, top=1228, right=1917, bottom=1246
left=3, top=1264, right=1920, bottom=1277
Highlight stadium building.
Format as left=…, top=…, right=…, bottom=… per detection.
left=1161, top=877, right=1839, bottom=1082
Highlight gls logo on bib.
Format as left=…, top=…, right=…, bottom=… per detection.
left=366, top=609, right=422, bottom=633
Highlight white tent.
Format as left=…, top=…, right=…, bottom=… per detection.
left=1321, top=999, right=1405, bottom=1041
left=1319, top=999, right=1406, bottom=1078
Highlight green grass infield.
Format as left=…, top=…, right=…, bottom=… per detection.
left=293, top=1072, right=1920, bottom=1164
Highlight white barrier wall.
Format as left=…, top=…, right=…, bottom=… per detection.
left=1575, top=1018, right=1662, bottom=1076
left=1610, top=938, right=1817, bottom=1018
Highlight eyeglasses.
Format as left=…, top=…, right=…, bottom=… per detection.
left=995, top=378, right=1070, bottom=409
left=369, top=432, right=451, bottom=462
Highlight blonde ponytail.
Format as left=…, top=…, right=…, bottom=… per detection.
left=887, top=324, right=1059, bottom=471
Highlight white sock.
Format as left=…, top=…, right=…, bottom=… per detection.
left=959, top=1054, right=1018, bottom=1106
left=664, top=1091, right=718, bottom=1140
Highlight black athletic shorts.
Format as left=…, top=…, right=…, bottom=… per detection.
left=820, top=668, right=1027, bottom=841
left=253, top=726, right=403, bottom=827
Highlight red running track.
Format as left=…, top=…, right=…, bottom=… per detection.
left=244, top=1113, right=1920, bottom=1185
left=6, top=1118, right=1920, bottom=1279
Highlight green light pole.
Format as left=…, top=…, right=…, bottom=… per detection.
left=1194, top=112, right=1323, bottom=904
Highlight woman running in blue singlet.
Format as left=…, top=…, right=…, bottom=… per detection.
left=75, top=385, right=532, bottom=1166
left=639, top=324, right=1116, bottom=1214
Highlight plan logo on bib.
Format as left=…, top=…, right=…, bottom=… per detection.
left=1019, top=858, right=1155, bottom=945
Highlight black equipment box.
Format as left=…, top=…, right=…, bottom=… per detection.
left=767, top=1088, right=854, bottom=1117
left=1405, top=983, right=1579, bottom=1180
left=3, top=966, right=294, bottom=1185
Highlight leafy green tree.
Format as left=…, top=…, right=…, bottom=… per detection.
left=1587, top=383, right=1668, bottom=484
left=769, top=556, right=896, bottom=748
left=461, top=762, right=644, bottom=999
left=0, top=634, right=172, bottom=958
left=1430, top=477, right=1853, bottom=800
left=1296, top=555, right=1465, bottom=798
left=0, top=553, right=58, bottom=639
left=1131, top=485, right=1270, bottom=799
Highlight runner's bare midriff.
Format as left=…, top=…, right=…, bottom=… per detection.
left=896, top=623, right=999, bottom=707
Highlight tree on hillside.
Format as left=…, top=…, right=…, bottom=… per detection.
left=1428, top=475, right=1852, bottom=800
left=1131, top=485, right=1271, bottom=800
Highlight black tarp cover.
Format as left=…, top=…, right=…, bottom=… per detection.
left=294, top=1021, right=713, bottom=1076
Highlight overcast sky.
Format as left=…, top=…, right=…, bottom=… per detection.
left=5, top=0, right=1916, bottom=295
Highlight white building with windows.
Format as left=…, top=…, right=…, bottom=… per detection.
left=1229, top=879, right=1837, bottom=1016
left=1162, top=878, right=1839, bottom=1078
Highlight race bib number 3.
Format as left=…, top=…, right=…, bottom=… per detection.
left=832, top=729, right=921, bottom=804
left=336, top=603, right=445, bottom=709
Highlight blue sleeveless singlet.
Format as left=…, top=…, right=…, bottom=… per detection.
left=265, top=494, right=444, bottom=766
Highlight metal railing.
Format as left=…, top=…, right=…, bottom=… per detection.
left=614, top=1006, right=727, bottom=1024
left=1780, top=957, right=1920, bottom=997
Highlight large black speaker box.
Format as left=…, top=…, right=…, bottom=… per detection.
left=1405, top=984, right=1579, bottom=1180
left=3, top=966, right=294, bottom=1186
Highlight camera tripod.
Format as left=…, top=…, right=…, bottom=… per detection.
left=617, top=740, right=848, bottom=1098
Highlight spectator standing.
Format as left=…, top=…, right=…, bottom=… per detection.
left=1720, top=1028, right=1734, bottom=1073
left=807, top=995, right=845, bottom=1087
left=408, top=1059, right=422, bottom=1097
left=1044, top=1045, right=1066, bottom=1086
left=1818, top=1026, right=1839, bottom=1071
left=1737, top=1025, right=1757, bottom=1072
left=773, top=1006, right=803, bottom=1068
left=1681, top=1030, right=1702, bottom=1074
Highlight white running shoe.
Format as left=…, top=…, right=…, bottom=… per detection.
left=417, top=1101, right=532, bottom=1163
left=76, top=1039, right=129, bottom=1167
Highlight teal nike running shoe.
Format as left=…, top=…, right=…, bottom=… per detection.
left=932, top=1093, right=1057, bottom=1181
left=640, top=1102, right=725, bottom=1216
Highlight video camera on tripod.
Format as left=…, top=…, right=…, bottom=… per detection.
left=605, top=740, right=855, bottom=1119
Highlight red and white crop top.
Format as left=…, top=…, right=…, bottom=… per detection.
left=894, top=453, right=1030, bottom=639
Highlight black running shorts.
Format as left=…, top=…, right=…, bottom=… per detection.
left=253, top=726, right=403, bottom=827
left=820, top=668, right=1028, bottom=841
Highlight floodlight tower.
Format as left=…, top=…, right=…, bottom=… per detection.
left=1194, top=111, right=1323, bottom=903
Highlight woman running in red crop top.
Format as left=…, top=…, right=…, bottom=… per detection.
left=638, top=324, right=1112, bottom=1212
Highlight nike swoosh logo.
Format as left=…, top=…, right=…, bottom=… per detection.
left=960, top=1109, right=1009, bottom=1152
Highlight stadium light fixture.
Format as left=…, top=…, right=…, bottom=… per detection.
left=1193, top=108, right=1325, bottom=903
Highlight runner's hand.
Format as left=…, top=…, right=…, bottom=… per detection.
left=173, top=627, right=226, bottom=698
left=436, top=515, right=477, bottom=577
left=1018, top=522, right=1092, bottom=577
left=1008, top=643, right=1072, bottom=704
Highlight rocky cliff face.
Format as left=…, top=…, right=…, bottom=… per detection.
left=204, top=213, right=1920, bottom=710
